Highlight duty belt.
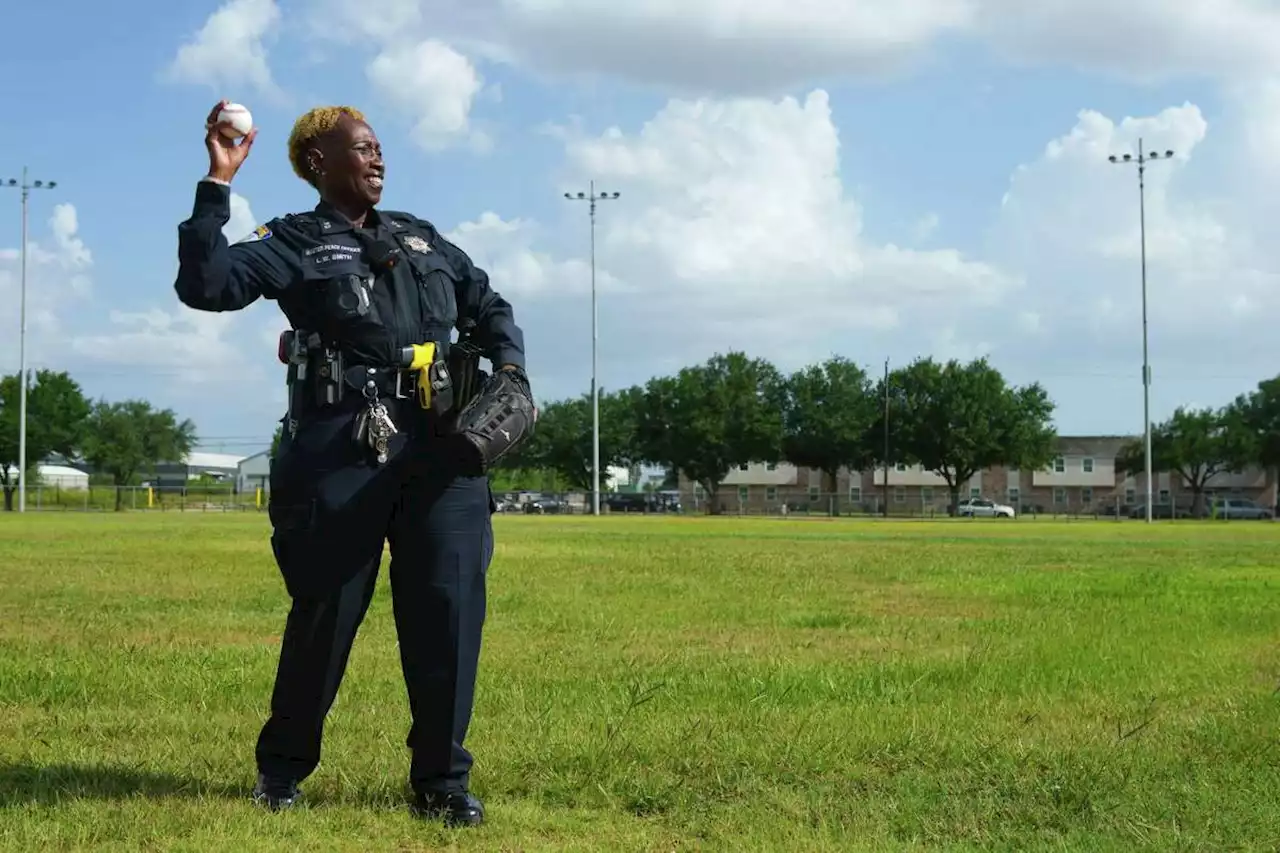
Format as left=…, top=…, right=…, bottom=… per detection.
left=278, top=329, right=463, bottom=442
left=342, top=364, right=418, bottom=400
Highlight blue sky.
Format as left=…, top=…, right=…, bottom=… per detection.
left=3, top=0, right=1279, bottom=460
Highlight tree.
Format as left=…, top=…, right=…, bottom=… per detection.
left=80, top=400, right=198, bottom=511
left=270, top=423, right=282, bottom=459
left=520, top=388, right=640, bottom=492
left=878, top=357, right=1057, bottom=513
left=0, top=370, right=92, bottom=510
left=634, top=352, right=785, bottom=511
left=1231, top=375, right=1280, bottom=482
left=1116, top=406, right=1255, bottom=515
left=781, top=356, right=879, bottom=515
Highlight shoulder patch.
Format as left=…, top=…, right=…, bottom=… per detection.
left=235, top=224, right=273, bottom=244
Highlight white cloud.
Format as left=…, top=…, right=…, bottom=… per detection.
left=225, top=192, right=258, bottom=243
left=452, top=88, right=1017, bottom=392
left=975, top=0, right=1280, bottom=83
left=912, top=212, right=940, bottom=243
left=981, top=100, right=1280, bottom=387
left=303, top=0, right=424, bottom=46
left=0, top=203, right=93, bottom=371
left=162, top=0, right=283, bottom=100
left=444, top=212, right=624, bottom=297
left=440, top=83, right=1280, bottom=425
left=366, top=40, right=490, bottom=152
left=458, top=0, right=972, bottom=92
left=58, top=191, right=281, bottom=396
left=295, top=0, right=1280, bottom=96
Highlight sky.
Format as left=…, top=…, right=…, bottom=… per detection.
left=2, top=0, right=1280, bottom=460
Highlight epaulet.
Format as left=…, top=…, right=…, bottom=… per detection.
left=380, top=210, right=435, bottom=234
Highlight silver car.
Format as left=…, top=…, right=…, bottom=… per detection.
left=1208, top=498, right=1274, bottom=520
left=956, top=497, right=1016, bottom=518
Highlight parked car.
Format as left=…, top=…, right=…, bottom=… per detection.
left=607, top=492, right=683, bottom=514
left=522, top=497, right=563, bottom=514
left=605, top=493, right=655, bottom=513
left=955, top=497, right=1016, bottom=518
left=1128, top=503, right=1184, bottom=519
left=1208, top=497, right=1274, bottom=520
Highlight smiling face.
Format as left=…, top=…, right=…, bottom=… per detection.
left=309, top=114, right=385, bottom=213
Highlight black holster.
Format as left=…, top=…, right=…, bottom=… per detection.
left=282, top=330, right=347, bottom=415
left=448, top=323, right=486, bottom=416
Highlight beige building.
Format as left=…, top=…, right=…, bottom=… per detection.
left=679, top=435, right=1278, bottom=515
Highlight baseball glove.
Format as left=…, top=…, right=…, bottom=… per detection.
left=450, top=367, right=536, bottom=474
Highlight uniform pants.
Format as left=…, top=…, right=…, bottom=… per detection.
left=254, top=466, right=493, bottom=795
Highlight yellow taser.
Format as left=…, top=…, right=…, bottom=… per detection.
left=400, top=342, right=437, bottom=410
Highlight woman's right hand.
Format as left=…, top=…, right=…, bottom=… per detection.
left=204, top=99, right=258, bottom=183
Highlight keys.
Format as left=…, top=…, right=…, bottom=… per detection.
left=368, top=400, right=398, bottom=464
left=356, top=378, right=399, bottom=465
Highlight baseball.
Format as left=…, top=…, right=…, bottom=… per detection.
left=216, top=103, right=253, bottom=139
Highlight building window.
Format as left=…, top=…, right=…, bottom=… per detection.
left=693, top=483, right=704, bottom=497
left=738, top=486, right=749, bottom=501
left=1083, top=458, right=1094, bottom=473
left=1082, top=487, right=1093, bottom=504
left=1053, top=457, right=1065, bottom=473
left=1008, top=487, right=1020, bottom=504
left=1054, top=487, right=1066, bottom=504
left=849, top=486, right=861, bottom=502
left=894, top=487, right=906, bottom=503
left=808, top=485, right=820, bottom=501
left=922, top=487, right=934, bottom=503
left=1125, top=488, right=1135, bottom=505
left=766, top=486, right=777, bottom=501
left=970, top=487, right=981, bottom=499
left=1158, top=489, right=1170, bottom=505
left=895, top=462, right=907, bottom=472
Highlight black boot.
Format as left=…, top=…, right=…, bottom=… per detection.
left=411, top=790, right=484, bottom=827
left=251, top=773, right=301, bottom=811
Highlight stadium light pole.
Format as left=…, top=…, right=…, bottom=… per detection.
left=3, top=168, right=57, bottom=514
left=563, top=181, right=620, bottom=516
left=1108, top=138, right=1173, bottom=524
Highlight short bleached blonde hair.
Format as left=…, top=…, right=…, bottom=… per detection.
left=287, top=106, right=367, bottom=184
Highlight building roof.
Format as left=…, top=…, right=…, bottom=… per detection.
left=35, top=464, right=89, bottom=478
left=183, top=452, right=245, bottom=469
left=1053, top=435, right=1136, bottom=455
left=238, top=449, right=271, bottom=465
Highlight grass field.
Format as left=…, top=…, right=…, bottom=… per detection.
left=1, top=514, right=1278, bottom=852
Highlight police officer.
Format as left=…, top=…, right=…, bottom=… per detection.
left=174, top=101, right=535, bottom=827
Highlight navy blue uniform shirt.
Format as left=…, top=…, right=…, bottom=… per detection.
left=175, top=178, right=526, bottom=371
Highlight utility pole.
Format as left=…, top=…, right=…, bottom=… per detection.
left=882, top=358, right=889, bottom=518
left=1108, top=139, right=1174, bottom=524
left=563, top=181, right=620, bottom=516
left=3, top=169, right=58, bottom=513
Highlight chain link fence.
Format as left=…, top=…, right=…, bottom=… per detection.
left=4, top=484, right=265, bottom=512
left=678, top=491, right=1278, bottom=520
left=5, top=486, right=1274, bottom=520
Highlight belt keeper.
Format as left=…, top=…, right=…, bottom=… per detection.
left=394, top=370, right=411, bottom=400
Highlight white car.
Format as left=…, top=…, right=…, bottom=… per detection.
left=956, top=497, right=1016, bottom=518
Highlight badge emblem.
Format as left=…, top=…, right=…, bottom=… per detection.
left=236, top=224, right=272, bottom=243
left=403, top=235, right=431, bottom=253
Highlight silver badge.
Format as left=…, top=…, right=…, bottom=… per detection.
left=403, top=235, right=431, bottom=253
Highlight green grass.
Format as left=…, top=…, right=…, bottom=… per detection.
left=1, top=514, right=1278, bottom=852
